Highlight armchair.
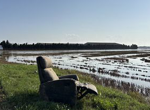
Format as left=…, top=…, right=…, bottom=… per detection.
left=36, top=56, right=98, bottom=105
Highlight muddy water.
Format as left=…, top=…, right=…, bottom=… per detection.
left=0, top=51, right=3, bottom=59
left=2, top=49, right=150, bottom=96
left=0, top=50, right=2, bottom=55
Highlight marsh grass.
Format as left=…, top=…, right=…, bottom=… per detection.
left=0, top=64, right=150, bottom=110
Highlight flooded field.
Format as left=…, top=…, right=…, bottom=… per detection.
left=1, top=49, right=150, bottom=96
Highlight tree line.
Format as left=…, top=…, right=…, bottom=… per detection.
left=0, top=40, right=138, bottom=50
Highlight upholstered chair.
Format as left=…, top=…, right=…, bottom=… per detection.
left=36, top=56, right=98, bottom=105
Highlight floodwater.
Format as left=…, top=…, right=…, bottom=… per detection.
left=1, top=49, right=150, bottom=96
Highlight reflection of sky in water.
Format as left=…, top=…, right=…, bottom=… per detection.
left=6, top=51, right=150, bottom=88
left=5, top=49, right=139, bottom=54
left=3, top=48, right=150, bottom=55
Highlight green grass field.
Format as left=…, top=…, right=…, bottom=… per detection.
left=0, top=63, right=150, bottom=110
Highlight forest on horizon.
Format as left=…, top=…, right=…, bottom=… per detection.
left=0, top=40, right=138, bottom=50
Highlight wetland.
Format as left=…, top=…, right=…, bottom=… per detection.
left=1, top=49, right=150, bottom=97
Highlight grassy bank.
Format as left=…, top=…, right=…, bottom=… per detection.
left=0, top=63, right=150, bottom=110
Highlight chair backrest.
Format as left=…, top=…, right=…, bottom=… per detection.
left=36, top=56, right=59, bottom=84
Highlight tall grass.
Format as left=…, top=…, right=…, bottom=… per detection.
left=0, top=63, right=150, bottom=110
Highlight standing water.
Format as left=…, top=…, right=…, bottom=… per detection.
left=2, top=49, right=150, bottom=96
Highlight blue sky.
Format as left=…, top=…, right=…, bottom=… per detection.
left=0, top=0, right=150, bottom=46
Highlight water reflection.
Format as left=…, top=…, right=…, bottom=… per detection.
left=0, top=50, right=3, bottom=58
left=3, top=50, right=150, bottom=96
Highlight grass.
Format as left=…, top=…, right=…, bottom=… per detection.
left=0, top=63, right=150, bottom=110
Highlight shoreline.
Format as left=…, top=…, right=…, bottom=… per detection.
left=1, top=50, right=150, bottom=97
left=0, top=63, right=150, bottom=109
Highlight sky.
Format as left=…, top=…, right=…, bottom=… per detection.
left=0, top=0, right=150, bottom=46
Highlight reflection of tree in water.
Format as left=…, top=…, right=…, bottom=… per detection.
left=92, top=75, right=150, bottom=97
left=0, top=51, right=3, bottom=56
left=4, top=48, right=150, bottom=97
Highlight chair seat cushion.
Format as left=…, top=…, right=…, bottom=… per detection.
left=42, top=68, right=59, bottom=82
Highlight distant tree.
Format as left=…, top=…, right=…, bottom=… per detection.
left=0, top=40, right=6, bottom=46
left=0, top=40, right=138, bottom=50
left=131, top=44, right=138, bottom=49
left=0, top=40, right=11, bottom=49
left=13, top=43, right=18, bottom=49
left=6, top=40, right=10, bottom=45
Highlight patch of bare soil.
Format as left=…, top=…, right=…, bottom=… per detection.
left=103, top=57, right=129, bottom=63
left=141, top=58, right=150, bottom=63
left=82, top=51, right=140, bottom=57
left=129, top=53, right=150, bottom=58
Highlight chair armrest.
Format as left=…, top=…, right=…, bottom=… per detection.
left=59, top=74, right=79, bottom=81
left=42, top=79, right=76, bottom=87
left=40, top=79, right=77, bottom=105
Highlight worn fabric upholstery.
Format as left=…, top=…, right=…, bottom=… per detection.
left=42, top=68, right=59, bottom=82
left=39, top=56, right=53, bottom=69
left=36, top=56, right=98, bottom=105
left=40, top=79, right=77, bottom=105
left=59, top=74, right=79, bottom=81
left=37, top=56, right=59, bottom=83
